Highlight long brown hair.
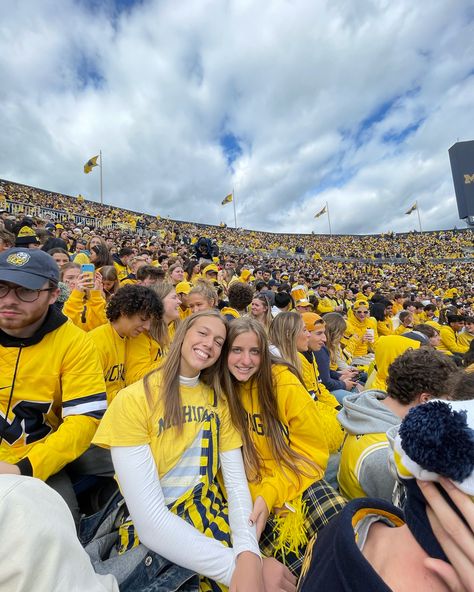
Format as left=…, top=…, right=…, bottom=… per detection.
left=144, top=310, right=227, bottom=431
left=150, top=282, right=179, bottom=349
left=268, top=312, right=304, bottom=381
left=323, top=312, right=347, bottom=367
left=249, top=293, right=272, bottom=329
left=221, top=317, right=318, bottom=484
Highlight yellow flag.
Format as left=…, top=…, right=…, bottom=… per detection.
left=314, top=205, right=327, bottom=218
left=84, top=155, right=99, bottom=174
left=405, top=202, right=417, bottom=215
left=221, top=193, right=233, bottom=205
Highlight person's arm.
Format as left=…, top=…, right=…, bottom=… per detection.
left=357, top=444, right=395, bottom=501
left=62, top=288, right=88, bottom=329
left=111, top=445, right=238, bottom=587
left=440, top=327, right=469, bottom=354
left=220, top=449, right=261, bottom=559
left=249, top=380, right=328, bottom=512
left=125, top=332, right=162, bottom=385
left=15, top=330, right=107, bottom=481
left=86, top=290, right=108, bottom=331
left=220, top=449, right=264, bottom=591
left=314, top=349, right=346, bottom=391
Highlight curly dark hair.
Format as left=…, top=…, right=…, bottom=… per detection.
left=386, top=347, right=458, bottom=404
left=106, top=284, right=163, bottom=322
left=227, top=282, right=254, bottom=310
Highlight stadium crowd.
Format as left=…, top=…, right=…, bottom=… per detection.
left=0, top=178, right=473, bottom=592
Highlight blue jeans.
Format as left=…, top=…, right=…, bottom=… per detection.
left=331, top=389, right=353, bottom=404
left=82, top=492, right=199, bottom=592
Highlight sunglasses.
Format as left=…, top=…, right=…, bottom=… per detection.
left=356, top=310, right=369, bottom=315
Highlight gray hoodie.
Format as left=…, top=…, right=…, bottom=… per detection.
left=337, top=390, right=401, bottom=501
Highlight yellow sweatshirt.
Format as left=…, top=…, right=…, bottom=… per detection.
left=239, top=365, right=329, bottom=513
left=377, top=318, right=394, bottom=336
left=299, top=353, right=344, bottom=454
left=125, top=331, right=163, bottom=385
left=439, top=325, right=469, bottom=355
left=63, top=289, right=107, bottom=332
left=344, top=304, right=378, bottom=357
left=0, top=317, right=107, bottom=481
left=90, top=323, right=126, bottom=404
left=370, top=336, right=420, bottom=392
left=125, top=324, right=175, bottom=385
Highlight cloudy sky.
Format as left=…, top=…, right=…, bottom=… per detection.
left=1, top=0, right=473, bottom=234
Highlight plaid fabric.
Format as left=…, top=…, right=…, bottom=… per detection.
left=259, top=479, right=346, bottom=577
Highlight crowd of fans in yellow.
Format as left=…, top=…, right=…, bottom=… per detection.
left=0, top=177, right=473, bottom=592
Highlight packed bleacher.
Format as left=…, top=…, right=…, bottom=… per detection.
left=0, top=177, right=473, bottom=592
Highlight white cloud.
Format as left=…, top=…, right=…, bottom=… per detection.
left=0, top=0, right=473, bottom=234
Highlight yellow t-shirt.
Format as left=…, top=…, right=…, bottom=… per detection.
left=90, top=322, right=126, bottom=405
left=93, top=373, right=241, bottom=479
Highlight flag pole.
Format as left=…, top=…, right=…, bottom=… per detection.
left=416, top=200, right=422, bottom=232
left=232, top=187, right=237, bottom=228
left=99, top=150, right=103, bottom=205
left=326, top=201, right=332, bottom=235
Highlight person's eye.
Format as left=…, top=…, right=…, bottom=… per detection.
left=231, top=347, right=241, bottom=353
left=251, top=349, right=260, bottom=355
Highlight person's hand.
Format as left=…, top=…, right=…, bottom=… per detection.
left=262, top=557, right=297, bottom=592
left=229, top=551, right=264, bottom=592
left=0, top=461, right=21, bottom=475
left=342, top=379, right=357, bottom=390
left=76, top=272, right=94, bottom=292
left=339, top=368, right=357, bottom=380
left=94, top=271, right=103, bottom=292
left=418, top=478, right=474, bottom=591
left=249, top=496, right=269, bottom=540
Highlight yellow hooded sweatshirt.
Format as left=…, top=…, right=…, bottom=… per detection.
left=369, top=335, right=420, bottom=392
left=299, top=353, right=344, bottom=454
left=344, top=300, right=378, bottom=358
left=240, top=365, right=329, bottom=514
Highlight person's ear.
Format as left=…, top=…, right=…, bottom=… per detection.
left=418, top=392, right=432, bottom=404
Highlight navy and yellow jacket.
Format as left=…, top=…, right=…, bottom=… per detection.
left=298, top=498, right=404, bottom=592
left=0, top=306, right=107, bottom=481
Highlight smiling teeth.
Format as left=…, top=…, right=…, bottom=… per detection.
left=194, top=349, right=209, bottom=360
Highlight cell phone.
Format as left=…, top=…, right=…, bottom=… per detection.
left=81, top=263, right=95, bottom=285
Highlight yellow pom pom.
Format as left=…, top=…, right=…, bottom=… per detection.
left=272, top=496, right=308, bottom=563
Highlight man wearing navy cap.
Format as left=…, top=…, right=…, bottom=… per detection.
left=0, top=248, right=107, bottom=522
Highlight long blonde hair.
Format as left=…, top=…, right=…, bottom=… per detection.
left=144, top=310, right=227, bottom=431
left=268, top=312, right=304, bottom=380
left=221, top=317, right=318, bottom=484
left=323, top=312, right=347, bottom=367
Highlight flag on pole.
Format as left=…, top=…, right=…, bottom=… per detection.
left=314, top=205, right=327, bottom=218
left=84, top=155, right=99, bottom=174
left=221, top=193, right=233, bottom=205
left=405, top=202, right=417, bottom=215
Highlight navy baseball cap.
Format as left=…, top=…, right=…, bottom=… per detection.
left=0, top=248, right=60, bottom=289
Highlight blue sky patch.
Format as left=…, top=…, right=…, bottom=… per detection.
left=220, top=132, right=243, bottom=167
